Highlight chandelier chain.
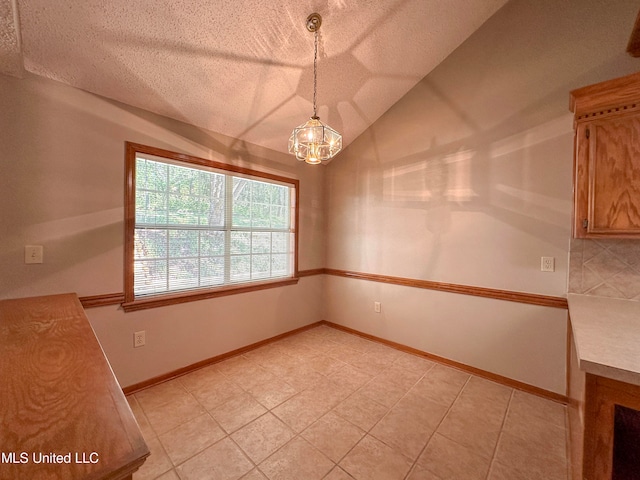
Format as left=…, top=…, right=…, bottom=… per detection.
left=313, top=29, right=318, bottom=118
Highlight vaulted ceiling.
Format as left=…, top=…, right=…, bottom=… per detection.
left=1, top=0, right=508, bottom=155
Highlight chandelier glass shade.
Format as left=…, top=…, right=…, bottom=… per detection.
left=288, top=13, right=342, bottom=165
left=288, top=116, right=342, bottom=164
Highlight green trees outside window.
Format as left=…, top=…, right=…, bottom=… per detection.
left=131, top=152, right=295, bottom=297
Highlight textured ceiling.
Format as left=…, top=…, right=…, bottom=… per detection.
left=2, top=0, right=508, bottom=156
left=0, top=0, right=22, bottom=77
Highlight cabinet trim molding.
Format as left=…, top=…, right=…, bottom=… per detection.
left=570, top=71, right=640, bottom=120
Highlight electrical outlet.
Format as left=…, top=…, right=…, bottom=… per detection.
left=374, top=301, right=381, bottom=313
left=541, top=256, right=555, bottom=272
left=134, top=331, right=146, bottom=348
left=24, top=245, right=44, bottom=264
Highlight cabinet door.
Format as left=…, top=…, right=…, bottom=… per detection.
left=574, top=113, right=640, bottom=237
left=583, top=374, right=640, bottom=480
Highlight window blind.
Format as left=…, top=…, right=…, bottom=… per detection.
left=133, top=154, right=295, bottom=296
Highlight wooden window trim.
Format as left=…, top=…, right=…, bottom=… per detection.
left=123, top=142, right=300, bottom=311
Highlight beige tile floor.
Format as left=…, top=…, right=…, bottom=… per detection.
left=128, top=325, right=570, bottom=480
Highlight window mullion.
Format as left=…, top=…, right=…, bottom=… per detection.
left=224, top=175, right=232, bottom=284
left=249, top=182, right=253, bottom=281
left=165, top=165, right=170, bottom=292
left=197, top=231, right=202, bottom=288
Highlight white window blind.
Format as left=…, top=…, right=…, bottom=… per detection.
left=133, top=153, right=295, bottom=297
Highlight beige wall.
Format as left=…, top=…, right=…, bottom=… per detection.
left=324, top=0, right=640, bottom=395
left=0, top=73, right=325, bottom=387
left=324, top=276, right=568, bottom=393
left=2, top=0, right=639, bottom=394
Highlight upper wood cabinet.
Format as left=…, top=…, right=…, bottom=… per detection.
left=570, top=71, right=640, bottom=238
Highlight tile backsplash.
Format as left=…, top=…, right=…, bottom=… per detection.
left=569, top=239, right=640, bottom=300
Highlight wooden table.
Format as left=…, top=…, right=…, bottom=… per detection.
left=0, top=293, right=149, bottom=480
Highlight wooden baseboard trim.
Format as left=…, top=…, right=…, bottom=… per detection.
left=123, top=318, right=568, bottom=404
left=324, top=268, right=568, bottom=309
left=122, top=321, right=324, bottom=395
left=321, top=320, right=569, bottom=404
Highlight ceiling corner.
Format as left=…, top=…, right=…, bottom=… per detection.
left=0, top=0, right=24, bottom=78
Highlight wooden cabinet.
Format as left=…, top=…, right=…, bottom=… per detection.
left=568, top=337, right=640, bottom=480
left=568, top=300, right=640, bottom=480
left=583, top=374, right=640, bottom=480
left=570, top=71, right=640, bottom=238
left=0, top=294, right=149, bottom=480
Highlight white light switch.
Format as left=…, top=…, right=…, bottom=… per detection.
left=25, top=245, right=44, bottom=264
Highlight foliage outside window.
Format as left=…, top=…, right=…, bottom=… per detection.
left=123, top=143, right=299, bottom=311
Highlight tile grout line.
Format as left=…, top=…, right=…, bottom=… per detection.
left=159, top=334, right=437, bottom=479
left=484, top=388, right=515, bottom=480
left=129, top=394, right=177, bottom=480
left=131, top=390, right=175, bottom=479
left=276, top=330, right=370, bottom=478
left=167, top=388, right=224, bottom=475
left=153, top=331, right=381, bottom=477
left=177, top=347, right=330, bottom=477
left=288, top=337, right=437, bottom=477
left=133, top=325, right=569, bottom=480
left=323, top=360, right=436, bottom=475
left=250, top=330, right=383, bottom=479
left=221, top=352, right=326, bottom=478
left=564, top=406, right=572, bottom=480
left=228, top=334, right=354, bottom=477
left=154, top=369, right=266, bottom=476
left=137, top=333, right=327, bottom=479
left=402, top=373, right=473, bottom=480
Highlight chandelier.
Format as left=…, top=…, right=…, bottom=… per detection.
left=288, top=13, right=342, bottom=165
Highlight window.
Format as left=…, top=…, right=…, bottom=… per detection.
left=123, top=143, right=299, bottom=311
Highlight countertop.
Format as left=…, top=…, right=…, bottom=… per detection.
left=0, top=293, right=149, bottom=480
left=568, top=293, right=640, bottom=386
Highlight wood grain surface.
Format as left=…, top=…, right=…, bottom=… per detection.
left=571, top=72, right=640, bottom=238
left=583, top=374, right=640, bottom=480
left=590, top=116, right=640, bottom=233
left=570, top=71, right=640, bottom=118
left=0, top=294, right=149, bottom=480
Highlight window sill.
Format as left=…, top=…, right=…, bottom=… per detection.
left=121, top=277, right=299, bottom=312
